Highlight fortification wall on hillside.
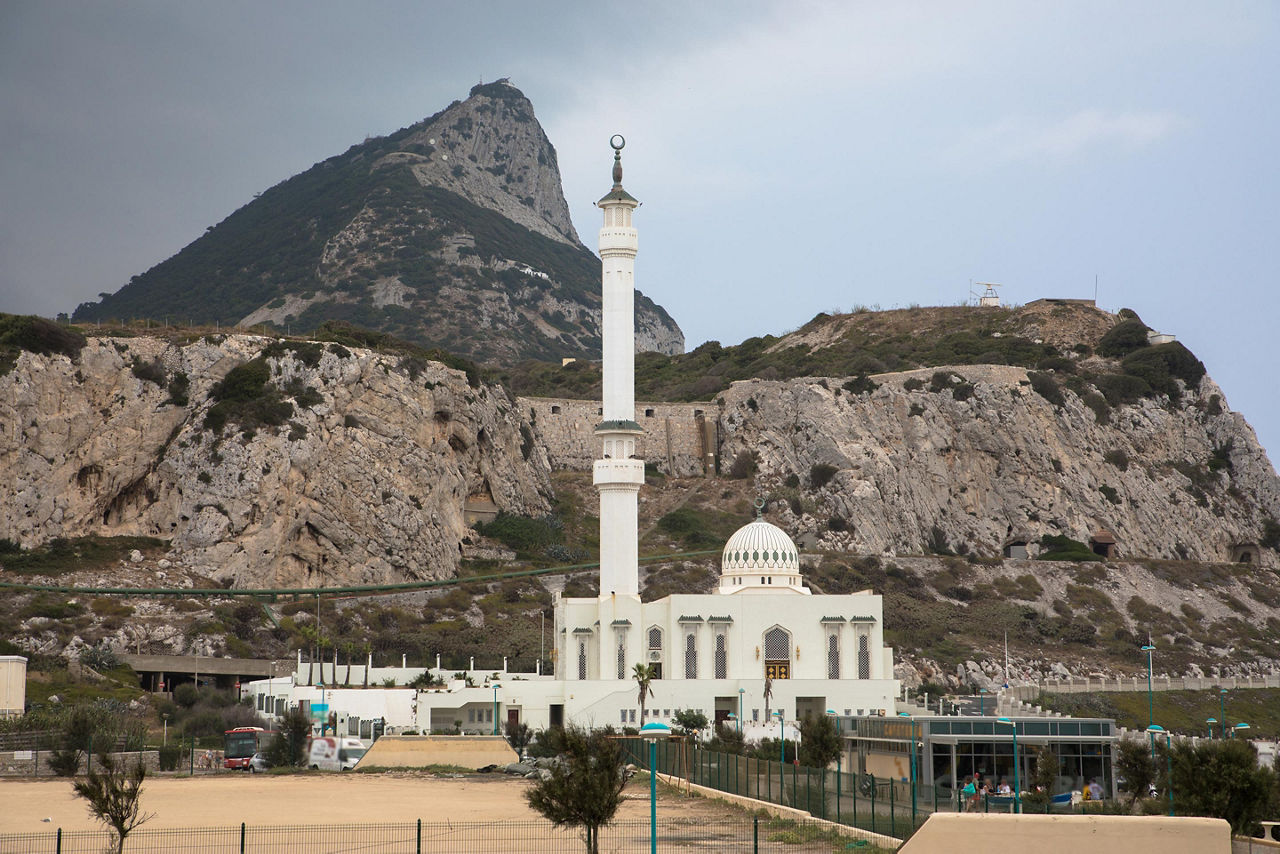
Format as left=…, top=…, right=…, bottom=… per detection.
left=520, top=397, right=717, bottom=476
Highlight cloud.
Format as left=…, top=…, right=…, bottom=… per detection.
left=950, top=109, right=1186, bottom=164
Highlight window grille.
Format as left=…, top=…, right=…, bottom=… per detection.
left=827, top=634, right=840, bottom=680
left=684, top=633, right=697, bottom=679
left=764, top=627, right=790, bottom=660
left=617, top=640, right=626, bottom=680
left=714, top=634, right=727, bottom=679
left=858, top=634, right=870, bottom=680
left=648, top=627, right=663, bottom=649
left=578, top=641, right=587, bottom=680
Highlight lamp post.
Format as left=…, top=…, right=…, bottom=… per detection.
left=640, top=721, right=671, bottom=854
left=162, top=713, right=169, bottom=747
left=898, top=712, right=918, bottom=824
left=738, top=688, right=745, bottom=734
left=978, top=687, right=989, bottom=717
left=1232, top=722, right=1251, bottom=739
left=1206, top=717, right=1217, bottom=739
left=727, top=712, right=737, bottom=734
left=1141, top=644, right=1156, bottom=756
left=1218, top=688, right=1228, bottom=736
left=1146, top=725, right=1174, bottom=816
left=492, top=683, right=500, bottom=736
left=996, top=717, right=1020, bottom=814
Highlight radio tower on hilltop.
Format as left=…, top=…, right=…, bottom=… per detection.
left=593, top=135, right=644, bottom=598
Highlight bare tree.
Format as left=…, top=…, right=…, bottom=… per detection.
left=71, top=753, right=153, bottom=854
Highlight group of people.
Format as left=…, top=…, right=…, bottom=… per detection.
left=960, top=772, right=1014, bottom=809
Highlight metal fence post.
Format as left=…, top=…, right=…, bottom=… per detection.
left=753, top=814, right=759, bottom=854
left=820, top=767, right=826, bottom=820
left=836, top=766, right=841, bottom=825
left=417, top=818, right=422, bottom=854
left=870, top=775, right=877, bottom=836
left=890, top=776, right=896, bottom=835
left=791, top=761, right=797, bottom=808
left=240, top=821, right=245, bottom=853
left=55, top=828, right=61, bottom=854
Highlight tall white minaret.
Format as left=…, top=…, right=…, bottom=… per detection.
left=594, top=135, right=643, bottom=598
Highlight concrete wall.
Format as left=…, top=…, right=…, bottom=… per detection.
left=898, top=813, right=1229, bottom=854
left=0, top=749, right=159, bottom=777
left=356, top=735, right=516, bottom=770
left=0, top=656, right=26, bottom=717
left=521, top=397, right=716, bottom=476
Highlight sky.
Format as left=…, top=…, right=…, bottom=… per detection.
left=1, top=1, right=1277, bottom=459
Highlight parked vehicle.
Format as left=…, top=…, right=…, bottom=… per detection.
left=224, top=726, right=277, bottom=771
left=249, top=752, right=272, bottom=773
left=308, top=736, right=367, bottom=771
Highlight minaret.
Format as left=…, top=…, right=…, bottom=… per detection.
left=594, top=135, right=643, bottom=598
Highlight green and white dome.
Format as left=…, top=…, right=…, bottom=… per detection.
left=718, top=516, right=809, bottom=595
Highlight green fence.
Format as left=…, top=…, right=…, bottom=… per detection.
left=628, top=741, right=942, bottom=840
left=0, top=817, right=883, bottom=853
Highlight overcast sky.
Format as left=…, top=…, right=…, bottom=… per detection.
left=2, top=1, right=1277, bottom=459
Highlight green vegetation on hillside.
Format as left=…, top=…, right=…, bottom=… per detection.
left=0, top=313, right=86, bottom=376
left=0, top=535, right=167, bottom=576
left=1036, top=688, right=1280, bottom=739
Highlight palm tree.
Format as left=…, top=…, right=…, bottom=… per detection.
left=763, top=675, right=774, bottom=723
left=632, top=663, right=656, bottom=723
left=361, top=642, right=372, bottom=688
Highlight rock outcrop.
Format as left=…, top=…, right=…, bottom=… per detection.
left=718, top=364, right=1280, bottom=565
left=0, top=334, right=552, bottom=587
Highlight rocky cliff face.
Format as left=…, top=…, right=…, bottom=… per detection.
left=72, top=81, right=684, bottom=364
left=718, top=364, right=1280, bottom=565
left=0, top=334, right=552, bottom=587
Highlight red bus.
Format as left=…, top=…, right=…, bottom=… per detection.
left=223, top=726, right=275, bottom=770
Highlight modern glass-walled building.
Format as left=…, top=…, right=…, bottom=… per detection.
left=841, top=714, right=1118, bottom=799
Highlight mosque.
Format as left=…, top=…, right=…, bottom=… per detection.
left=244, top=139, right=899, bottom=739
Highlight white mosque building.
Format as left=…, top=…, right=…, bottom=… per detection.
left=244, top=139, right=899, bottom=740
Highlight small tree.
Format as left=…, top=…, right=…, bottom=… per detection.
left=797, top=714, right=841, bottom=768
left=1022, top=747, right=1060, bottom=810
left=71, top=753, right=153, bottom=854
left=708, top=722, right=745, bottom=755
left=265, top=706, right=312, bottom=768
left=1169, top=737, right=1278, bottom=834
left=506, top=721, right=533, bottom=758
left=525, top=726, right=628, bottom=854
left=632, top=663, right=656, bottom=722
left=672, top=709, right=708, bottom=739
left=1115, top=736, right=1157, bottom=809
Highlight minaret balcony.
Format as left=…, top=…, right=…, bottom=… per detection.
left=593, top=458, right=645, bottom=486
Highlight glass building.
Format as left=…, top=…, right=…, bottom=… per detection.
left=840, top=714, right=1118, bottom=800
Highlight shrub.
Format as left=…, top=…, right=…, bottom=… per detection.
left=1121, top=342, right=1205, bottom=400
left=1038, top=535, right=1102, bottom=562
left=166, top=372, right=190, bottom=406
left=809, top=463, right=838, bottom=489
left=1102, top=450, right=1129, bottom=471
left=842, top=375, right=879, bottom=395
left=203, top=357, right=293, bottom=434
left=1261, top=518, right=1280, bottom=551
left=1099, top=485, right=1120, bottom=504
left=903, top=377, right=925, bottom=391
left=727, top=450, right=758, bottom=480
left=1097, top=319, right=1150, bottom=358
left=1082, top=391, right=1110, bottom=424
left=1093, top=372, right=1151, bottom=406
left=1036, top=355, right=1075, bottom=373
left=1207, top=440, right=1234, bottom=473
left=130, top=357, right=166, bottom=387
left=474, top=513, right=563, bottom=558
left=80, top=644, right=121, bottom=672
left=1027, top=371, right=1064, bottom=407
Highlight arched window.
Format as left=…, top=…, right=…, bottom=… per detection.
left=647, top=626, right=664, bottom=679
left=857, top=634, right=870, bottom=680
left=764, top=626, right=791, bottom=680
left=714, top=634, right=727, bottom=679
left=685, top=633, right=697, bottom=679
left=578, top=641, right=587, bottom=680
left=617, top=639, right=626, bottom=681
left=827, top=634, right=840, bottom=680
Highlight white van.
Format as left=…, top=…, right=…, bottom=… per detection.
left=308, top=736, right=367, bottom=771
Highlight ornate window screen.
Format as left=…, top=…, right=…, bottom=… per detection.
left=714, top=633, right=727, bottom=679
left=857, top=634, right=870, bottom=680
left=578, top=641, right=587, bottom=680
left=684, top=633, right=697, bottom=679
left=764, top=627, right=790, bottom=660
left=827, top=634, right=840, bottom=680
left=617, top=639, right=626, bottom=680
left=648, top=627, right=663, bottom=650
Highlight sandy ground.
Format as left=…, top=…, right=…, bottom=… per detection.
left=0, top=772, right=708, bottom=833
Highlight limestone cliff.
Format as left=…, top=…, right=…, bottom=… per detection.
left=0, top=334, right=551, bottom=587
left=718, top=365, right=1280, bottom=565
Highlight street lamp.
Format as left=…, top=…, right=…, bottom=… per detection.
left=1218, top=688, right=1229, bottom=736
left=1146, top=725, right=1174, bottom=816
left=996, top=717, right=1020, bottom=814
left=1205, top=717, right=1217, bottom=739
left=727, top=712, right=737, bottom=734
left=738, top=688, right=745, bottom=734
left=1141, top=644, right=1156, bottom=756
left=162, top=713, right=169, bottom=746
left=898, top=712, right=918, bottom=823
left=492, top=682, right=501, bottom=736
left=640, top=721, right=671, bottom=854
left=1232, top=722, right=1251, bottom=739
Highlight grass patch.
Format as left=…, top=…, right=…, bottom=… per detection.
left=1036, top=688, right=1280, bottom=738
left=0, top=535, right=167, bottom=576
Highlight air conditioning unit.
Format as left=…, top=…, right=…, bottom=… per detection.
left=648, top=651, right=662, bottom=662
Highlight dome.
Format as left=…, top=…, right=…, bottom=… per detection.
left=718, top=516, right=809, bottom=595
left=721, top=519, right=800, bottom=572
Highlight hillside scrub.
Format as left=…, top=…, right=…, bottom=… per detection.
left=0, top=313, right=87, bottom=376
